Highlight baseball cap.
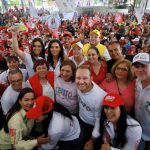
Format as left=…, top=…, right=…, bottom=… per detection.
left=132, top=38, right=139, bottom=42
left=26, top=96, right=54, bottom=119
left=132, top=53, right=150, bottom=65
left=63, top=31, right=72, bottom=38
left=72, top=42, right=83, bottom=49
left=103, top=93, right=124, bottom=107
left=90, top=29, right=100, bottom=37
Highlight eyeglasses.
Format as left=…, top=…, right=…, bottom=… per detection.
left=10, top=79, right=22, bottom=84
left=116, top=67, right=128, bottom=72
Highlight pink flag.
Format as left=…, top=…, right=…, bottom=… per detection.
left=115, top=13, right=123, bottom=24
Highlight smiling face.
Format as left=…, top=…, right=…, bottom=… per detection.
left=33, top=41, right=42, bottom=57
left=76, top=68, right=92, bottom=93
left=134, top=62, right=150, bottom=81
left=108, top=43, right=123, bottom=60
left=60, top=65, right=73, bottom=82
left=7, top=60, right=19, bottom=70
left=50, top=42, right=61, bottom=57
left=90, top=33, right=100, bottom=46
left=73, top=45, right=82, bottom=58
left=87, top=48, right=99, bottom=64
left=104, top=106, right=121, bottom=125
left=19, top=92, right=35, bottom=111
left=36, top=64, right=48, bottom=78
left=115, top=63, right=129, bottom=80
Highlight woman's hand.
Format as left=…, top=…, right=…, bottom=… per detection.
left=84, top=139, right=94, bottom=150
left=37, top=134, right=50, bottom=146
left=100, top=138, right=111, bottom=150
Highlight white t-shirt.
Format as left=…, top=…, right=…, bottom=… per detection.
left=0, top=68, right=28, bottom=86
left=93, top=117, right=142, bottom=150
left=41, top=112, right=80, bottom=150
left=135, top=79, right=150, bottom=141
left=1, top=82, right=29, bottom=114
left=49, top=59, right=61, bottom=77
left=42, top=81, right=54, bottom=101
left=55, top=76, right=78, bottom=114
left=77, top=82, right=107, bottom=126
left=69, top=56, right=87, bottom=67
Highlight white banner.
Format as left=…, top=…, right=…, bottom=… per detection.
left=135, top=0, right=147, bottom=24
left=28, top=0, right=38, bottom=18
left=55, top=0, right=76, bottom=13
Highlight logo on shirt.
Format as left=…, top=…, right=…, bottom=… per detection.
left=56, top=87, right=72, bottom=98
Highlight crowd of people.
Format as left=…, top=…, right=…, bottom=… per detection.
left=0, top=6, right=150, bottom=150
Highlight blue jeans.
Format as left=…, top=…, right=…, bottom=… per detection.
left=138, top=138, right=150, bottom=150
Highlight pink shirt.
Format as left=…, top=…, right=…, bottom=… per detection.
left=100, top=79, right=135, bottom=113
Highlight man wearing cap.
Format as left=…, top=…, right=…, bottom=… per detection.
left=82, top=29, right=111, bottom=61
left=63, top=31, right=74, bottom=58
left=75, top=65, right=107, bottom=146
left=69, top=41, right=87, bottom=67
left=132, top=53, right=150, bottom=150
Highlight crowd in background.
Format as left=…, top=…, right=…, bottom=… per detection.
left=0, top=6, right=150, bottom=150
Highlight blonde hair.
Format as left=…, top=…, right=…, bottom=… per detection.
left=111, top=59, right=135, bottom=81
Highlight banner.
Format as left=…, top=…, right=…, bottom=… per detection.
left=135, top=0, right=147, bottom=24
left=55, top=0, right=76, bottom=13
left=28, top=0, right=38, bottom=18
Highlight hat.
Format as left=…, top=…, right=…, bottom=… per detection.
left=90, top=29, right=100, bottom=37
left=103, top=93, right=124, bottom=107
left=72, top=42, right=83, bottom=49
left=26, top=96, right=54, bottom=119
left=133, top=53, right=150, bottom=65
left=132, top=38, right=139, bottom=42
left=63, top=31, right=72, bottom=38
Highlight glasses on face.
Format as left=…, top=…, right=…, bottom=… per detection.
left=116, top=67, right=128, bottom=72
left=10, top=79, right=23, bottom=84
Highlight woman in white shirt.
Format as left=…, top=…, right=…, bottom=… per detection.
left=84, top=93, right=142, bottom=150
left=55, top=59, right=78, bottom=115
left=47, top=39, right=65, bottom=76
left=12, top=28, right=46, bottom=77
left=26, top=96, right=85, bottom=150
left=0, top=88, right=49, bottom=150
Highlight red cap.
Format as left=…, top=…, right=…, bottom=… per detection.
left=26, top=96, right=54, bottom=119
left=63, top=31, right=72, bottom=38
left=103, top=93, right=124, bottom=107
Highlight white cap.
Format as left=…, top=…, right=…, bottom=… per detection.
left=72, top=42, right=83, bottom=49
left=132, top=38, right=139, bottom=42
left=133, top=53, right=150, bottom=65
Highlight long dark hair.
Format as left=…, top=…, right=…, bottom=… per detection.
left=47, top=39, right=64, bottom=69
left=99, top=106, right=127, bottom=148
left=3, top=88, right=35, bottom=133
left=31, top=37, right=45, bottom=62
left=42, top=102, right=72, bottom=136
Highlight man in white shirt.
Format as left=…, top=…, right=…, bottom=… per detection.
left=1, top=69, right=29, bottom=114
left=75, top=65, right=107, bottom=147
left=132, top=53, right=150, bottom=150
